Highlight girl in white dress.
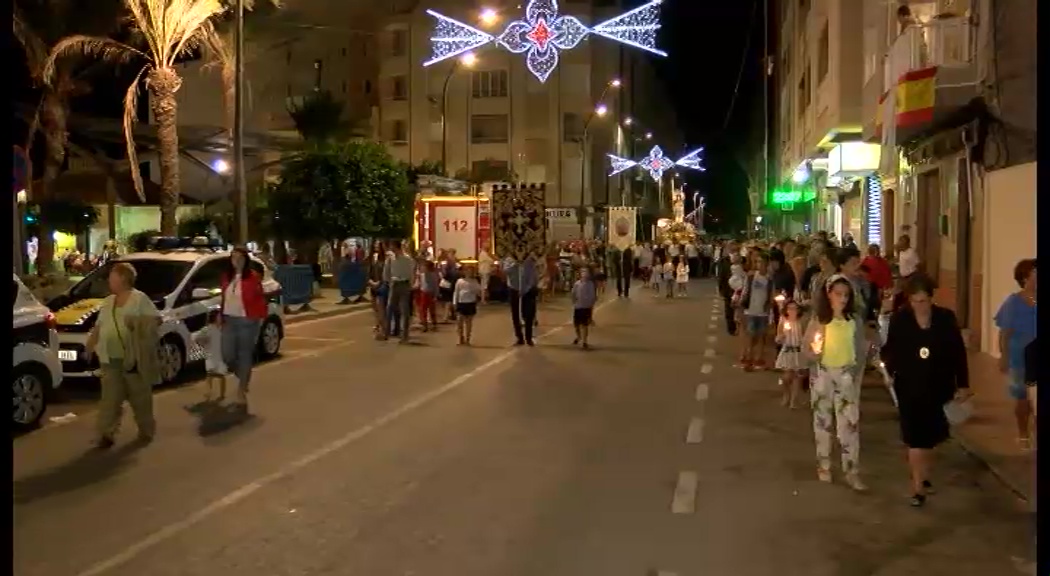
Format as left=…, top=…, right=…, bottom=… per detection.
left=775, top=300, right=804, bottom=408
left=675, top=259, right=690, bottom=296
left=650, top=257, right=663, bottom=294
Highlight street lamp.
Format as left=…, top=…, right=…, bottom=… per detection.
left=645, top=132, right=653, bottom=140
left=212, top=159, right=230, bottom=174
left=578, top=79, right=622, bottom=238
left=440, top=52, right=478, bottom=175
left=624, top=117, right=633, bottom=126
left=479, top=7, right=499, bottom=25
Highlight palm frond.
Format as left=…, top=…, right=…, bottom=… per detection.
left=13, top=6, right=49, bottom=74
left=123, top=64, right=152, bottom=203
left=42, top=35, right=145, bottom=86
left=160, top=0, right=228, bottom=66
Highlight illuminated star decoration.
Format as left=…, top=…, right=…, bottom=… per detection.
left=424, top=0, right=667, bottom=83
left=607, top=146, right=706, bottom=181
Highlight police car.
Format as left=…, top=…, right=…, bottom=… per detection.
left=47, top=237, right=285, bottom=385
left=13, top=273, right=64, bottom=430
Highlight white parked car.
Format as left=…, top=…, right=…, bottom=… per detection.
left=13, top=273, right=63, bottom=430
left=47, top=239, right=285, bottom=385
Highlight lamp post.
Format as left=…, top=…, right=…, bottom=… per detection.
left=578, top=79, right=620, bottom=238
left=233, top=0, right=247, bottom=244
left=440, top=52, right=478, bottom=175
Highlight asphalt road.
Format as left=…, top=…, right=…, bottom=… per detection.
left=13, top=281, right=1035, bottom=576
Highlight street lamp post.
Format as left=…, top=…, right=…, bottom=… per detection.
left=233, top=0, right=247, bottom=244
left=577, top=79, right=620, bottom=239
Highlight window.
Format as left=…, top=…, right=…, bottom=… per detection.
left=364, top=80, right=372, bottom=94
left=313, top=59, right=323, bottom=91
left=390, top=75, right=407, bottom=100
left=341, top=80, right=347, bottom=94
left=471, top=159, right=510, bottom=181
left=562, top=112, right=584, bottom=142
left=797, top=69, right=810, bottom=116
left=470, top=114, right=508, bottom=143
left=286, top=48, right=292, bottom=65
left=817, top=22, right=829, bottom=82
left=391, top=29, right=407, bottom=57
left=388, top=120, right=408, bottom=143
left=185, top=260, right=227, bottom=292
left=341, top=47, right=347, bottom=57
left=71, top=260, right=193, bottom=301
left=471, top=70, right=509, bottom=98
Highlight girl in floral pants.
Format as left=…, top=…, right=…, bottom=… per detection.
left=803, top=274, right=869, bottom=492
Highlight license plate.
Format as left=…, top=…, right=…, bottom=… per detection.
left=58, top=350, right=77, bottom=361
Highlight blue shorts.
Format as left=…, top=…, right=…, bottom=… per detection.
left=745, top=314, right=769, bottom=334
left=1008, top=370, right=1029, bottom=401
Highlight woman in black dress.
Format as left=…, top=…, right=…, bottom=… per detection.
left=880, top=274, right=972, bottom=507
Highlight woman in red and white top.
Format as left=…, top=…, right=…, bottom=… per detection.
left=221, top=246, right=268, bottom=411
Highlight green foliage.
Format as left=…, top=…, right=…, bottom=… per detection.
left=268, top=140, right=411, bottom=241
left=27, top=200, right=99, bottom=236
left=405, top=160, right=446, bottom=181
left=126, top=229, right=161, bottom=253
left=286, top=90, right=350, bottom=144
left=176, top=213, right=219, bottom=238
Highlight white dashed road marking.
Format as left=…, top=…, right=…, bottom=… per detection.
left=671, top=471, right=699, bottom=514
left=703, top=348, right=716, bottom=358
left=701, top=363, right=713, bottom=374
left=709, top=315, right=718, bottom=321
left=695, top=383, right=709, bottom=400
left=706, top=335, right=717, bottom=343
left=707, top=323, right=716, bottom=330
left=686, top=417, right=704, bottom=443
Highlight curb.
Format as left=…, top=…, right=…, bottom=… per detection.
left=284, top=302, right=371, bottom=325
left=953, top=435, right=1034, bottom=508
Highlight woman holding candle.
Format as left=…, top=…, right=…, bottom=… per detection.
left=803, top=274, right=868, bottom=491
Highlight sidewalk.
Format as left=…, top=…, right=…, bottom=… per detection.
left=283, top=287, right=370, bottom=324
left=953, top=351, right=1036, bottom=507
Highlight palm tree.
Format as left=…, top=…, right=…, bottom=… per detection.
left=43, top=0, right=235, bottom=236
left=14, top=0, right=125, bottom=273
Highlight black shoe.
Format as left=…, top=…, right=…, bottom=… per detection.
left=95, top=437, right=115, bottom=450
left=514, top=339, right=525, bottom=346
left=572, top=338, right=579, bottom=345
left=922, top=480, right=935, bottom=494
left=910, top=493, right=927, bottom=507
left=526, top=340, right=535, bottom=346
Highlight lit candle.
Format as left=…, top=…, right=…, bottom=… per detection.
left=784, top=322, right=792, bottom=331
left=811, top=332, right=824, bottom=354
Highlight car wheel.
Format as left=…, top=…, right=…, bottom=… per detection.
left=257, top=318, right=282, bottom=359
left=13, top=364, right=49, bottom=431
left=158, top=337, right=185, bottom=385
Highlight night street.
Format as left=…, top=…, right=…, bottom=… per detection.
left=13, top=281, right=1034, bottom=576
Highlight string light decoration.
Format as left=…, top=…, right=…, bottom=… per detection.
left=866, top=175, right=882, bottom=246
left=607, top=145, right=706, bottom=181
left=424, top=0, right=667, bottom=83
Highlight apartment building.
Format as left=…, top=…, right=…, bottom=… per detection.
left=858, top=0, right=1035, bottom=355
left=375, top=0, right=680, bottom=239
left=768, top=0, right=868, bottom=239
left=173, top=0, right=384, bottom=200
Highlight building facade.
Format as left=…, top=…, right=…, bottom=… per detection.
left=766, top=0, right=1036, bottom=355
left=376, top=0, right=680, bottom=240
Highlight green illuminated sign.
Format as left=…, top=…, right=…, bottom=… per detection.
left=771, top=190, right=803, bottom=204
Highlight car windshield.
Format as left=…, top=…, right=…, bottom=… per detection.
left=69, top=259, right=194, bottom=301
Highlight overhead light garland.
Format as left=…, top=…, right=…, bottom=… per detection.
left=607, top=145, right=705, bottom=182
left=424, top=0, right=667, bottom=83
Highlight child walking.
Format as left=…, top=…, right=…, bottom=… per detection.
left=452, top=266, right=482, bottom=345
left=418, top=260, right=440, bottom=332
left=572, top=267, right=597, bottom=349
left=650, top=257, right=663, bottom=295
left=675, top=258, right=690, bottom=296
left=774, top=300, right=804, bottom=408
left=803, top=274, right=868, bottom=491
left=728, top=255, right=749, bottom=367
left=663, top=258, right=676, bottom=299
left=740, top=252, right=772, bottom=371
left=193, top=310, right=228, bottom=402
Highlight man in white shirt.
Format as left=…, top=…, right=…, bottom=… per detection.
left=382, top=240, right=416, bottom=342
left=685, top=242, right=700, bottom=279
left=896, top=234, right=921, bottom=279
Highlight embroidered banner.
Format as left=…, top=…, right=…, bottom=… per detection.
left=491, top=184, right=546, bottom=260
left=606, top=206, right=637, bottom=251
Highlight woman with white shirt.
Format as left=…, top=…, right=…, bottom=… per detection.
left=220, top=247, right=268, bottom=411
left=452, top=265, right=482, bottom=345
left=477, top=248, right=494, bottom=304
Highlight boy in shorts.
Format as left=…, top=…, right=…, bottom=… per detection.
left=572, top=267, right=597, bottom=350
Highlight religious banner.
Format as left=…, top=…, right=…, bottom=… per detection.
left=606, top=206, right=637, bottom=251
left=491, top=184, right=546, bottom=260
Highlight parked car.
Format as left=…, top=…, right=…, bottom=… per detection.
left=13, top=273, right=63, bottom=430
left=47, top=237, right=285, bottom=385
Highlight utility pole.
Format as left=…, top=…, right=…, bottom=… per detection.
left=233, top=0, right=248, bottom=244
left=762, top=0, right=770, bottom=237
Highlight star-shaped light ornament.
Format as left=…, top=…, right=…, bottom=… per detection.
left=607, top=146, right=706, bottom=181
left=424, top=0, right=667, bottom=83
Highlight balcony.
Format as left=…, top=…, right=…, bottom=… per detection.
left=881, top=17, right=980, bottom=143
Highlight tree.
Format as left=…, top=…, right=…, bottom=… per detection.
left=27, top=199, right=100, bottom=238
left=268, top=141, right=411, bottom=244
left=14, top=0, right=126, bottom=273
left=286, top=90, right=351, bottom=144
left=42, top=0, right=271, bottom=237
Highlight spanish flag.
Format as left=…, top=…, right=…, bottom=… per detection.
left=895, top=66, right=938, bottom=127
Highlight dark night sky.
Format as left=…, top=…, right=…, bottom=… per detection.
left=654, top=0, right=763, bottom=232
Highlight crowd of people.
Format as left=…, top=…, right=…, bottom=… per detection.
left=710, top=230, right=1036, bottom=506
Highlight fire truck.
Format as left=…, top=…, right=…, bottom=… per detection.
left=412, top=176, right=493, bottom=263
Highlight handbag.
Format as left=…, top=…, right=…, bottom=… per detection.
left=111, top=301, right=138, bottom=374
